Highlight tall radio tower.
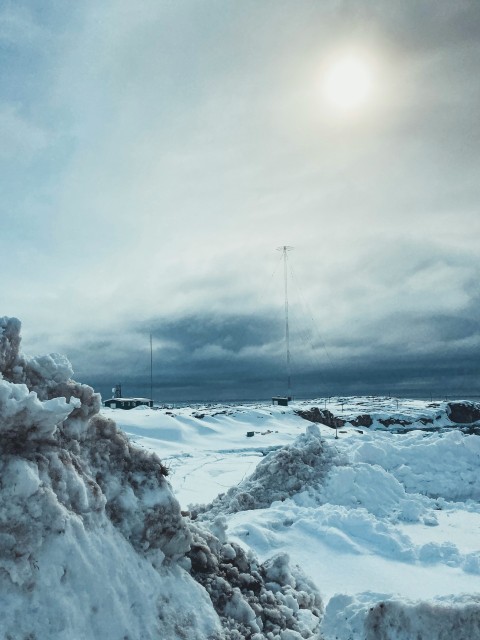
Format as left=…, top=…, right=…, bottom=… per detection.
left=276, top=245, right=294, bottom=398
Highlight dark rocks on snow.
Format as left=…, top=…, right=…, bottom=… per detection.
left=188, top=518, right=323, bottom=639
left=295, top=407, right=345, bottom=429
left=447, top=401, right=480, bottom=425
left=296, top=406, right=435, bottom=431
left=349, top=414, right=373, bottom=428
left=377, top=417, right=433, bottom=429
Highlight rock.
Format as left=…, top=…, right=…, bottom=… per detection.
left=295, top=407, right=345, bottom=429
left=446, top=401, right=480, bottom=424
left=349, top=414, right=373, bottom=428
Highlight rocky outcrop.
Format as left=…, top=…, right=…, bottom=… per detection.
left=447, top=401, right=480, bottom=425
left=295, top=407, right=345, bottom=428
left=349, top=414, right=374, bottom=428
left=296, top=405, right=439, bottom=432
left=377, top=416, right=433, bottom=429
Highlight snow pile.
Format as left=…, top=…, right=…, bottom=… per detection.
left=350, top=430, right=480, bottom=502
left=192, top=425, right=334, bottom=519
left=188, top=519, right=323, bottom=639
left=364, top=595, right=480, bottom=640
left=0, top=317, right=219, bottom=639
left=322, top=592, right=480, bottom=640
left=0, top=317, right=323, bottom=639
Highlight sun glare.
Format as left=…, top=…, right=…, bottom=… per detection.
left=323, top=54, right=374, bottom=112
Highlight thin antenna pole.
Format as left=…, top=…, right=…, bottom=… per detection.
left=284, top=247, right=291, bottom=397
left=150, top=333, right=153, bottom=405
left=277, top=245, right=294, bottom=398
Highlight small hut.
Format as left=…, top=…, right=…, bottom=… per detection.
left=272, top=396, right=289, bottom=407
left=104, top=397, right=153, bottom=410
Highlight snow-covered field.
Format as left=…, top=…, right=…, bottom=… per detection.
left=106, top=397, right=480, bottom=639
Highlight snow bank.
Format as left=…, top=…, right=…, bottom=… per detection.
left=0, top=317, right=323, bottom=639
left=365, top=595, right=480, bottom=640
left=349, top=430, right=480, bottom=501
left=0, top=317, right=218, bottom=639
left=323, top=592, right=480, bottom=640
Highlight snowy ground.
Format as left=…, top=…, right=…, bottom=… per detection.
left=105, top=397, right=480, bottom=639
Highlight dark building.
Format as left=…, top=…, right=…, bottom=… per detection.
left=272, top=396, right=289, bottom=406
left=104, top=397, right=153, bottom=410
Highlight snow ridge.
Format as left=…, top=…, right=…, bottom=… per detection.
left=192, top=424, right=335, bottom=520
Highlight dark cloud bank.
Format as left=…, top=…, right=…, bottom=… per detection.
left=69, top=304, right=480, bottom=403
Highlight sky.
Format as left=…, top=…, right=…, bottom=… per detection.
left=1, top=0, right=480, bottom=402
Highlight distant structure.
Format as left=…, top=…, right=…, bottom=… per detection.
left=105, top=383, right=153, bottom=409
left=107, top=332, right=155, bottom=409
left=272, top=245, right=294, bottom=406
left=272, top=396, right=289, bottom=407
left=104, top=397, right=153, bottom=410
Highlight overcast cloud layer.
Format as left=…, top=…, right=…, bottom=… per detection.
left=1, top=0, right=480, bottom=401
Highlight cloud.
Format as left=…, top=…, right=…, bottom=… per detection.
left=0, top=3, right=43, bottom=46
left=63, top=286, right=480, bottom=402
left=2, top=0, right=480, bottom=400
left=0, top=104, right=49, bottom=160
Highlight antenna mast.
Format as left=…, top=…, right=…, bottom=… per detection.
left=277, top=245, right=294, bottom=398
left=150, top=333, right=153, bottom=405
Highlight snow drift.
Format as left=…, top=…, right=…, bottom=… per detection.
left=323, top=592, right=480, bottom=640
left=192, top=424, right=334, bottom=520
left=364, top=595, right=480, bottom=640
left=0, top=317, right=323, bottom=639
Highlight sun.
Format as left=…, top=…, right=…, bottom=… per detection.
left=323, top=54, right=374, bottom=112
